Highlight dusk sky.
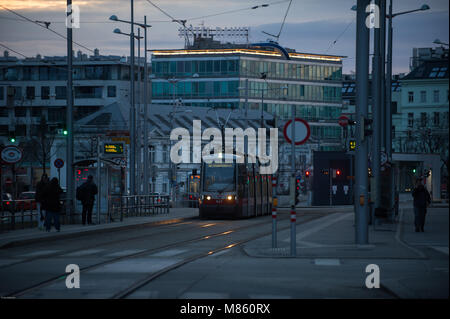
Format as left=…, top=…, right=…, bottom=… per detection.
left=0, top=0, right=448, bottom=74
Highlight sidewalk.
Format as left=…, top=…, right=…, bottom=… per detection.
left=243, top=200, right=449, bottom=298
left=0, top=208, right=199, bottom=249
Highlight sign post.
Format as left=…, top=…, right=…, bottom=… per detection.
left=54, top=158, right=65, bottom=183
left=283, top=117, right=310, bottom=257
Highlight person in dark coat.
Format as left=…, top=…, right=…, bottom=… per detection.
left=77, top=175, right=98, bottom=225
left=35, top=173, right=49, bottom=230
left=412, top=179, right=431, bottom=232
left=42, top=177, right=63, bottom=232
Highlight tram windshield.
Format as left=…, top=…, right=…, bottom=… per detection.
left=203, top=163, right=235, bottom=192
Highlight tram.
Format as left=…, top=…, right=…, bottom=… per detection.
left=198, top=153, right=272, bottom=219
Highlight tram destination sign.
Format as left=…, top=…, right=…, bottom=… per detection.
left=103, top=142, right=124, bottom=156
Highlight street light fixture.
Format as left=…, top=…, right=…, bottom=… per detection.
left=111, top=11, right=151, bottom=196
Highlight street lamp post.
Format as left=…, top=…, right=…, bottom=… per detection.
left=386, top=2, right=430, bottom=214
left=110, top=11, right=150, bottom=196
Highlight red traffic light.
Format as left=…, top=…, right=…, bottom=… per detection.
left=336, top=170, right=341, bottom=176
left=305, top=171, right=310, bottom=177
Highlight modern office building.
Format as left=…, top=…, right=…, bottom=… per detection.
left=0, top=49, right=146, bottom=194
left=151, top=36, right=344, bottom=152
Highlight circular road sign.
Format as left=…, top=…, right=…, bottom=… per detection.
left=1, top=145, right=23, bottom=164
left=338, top=115, right=349, bottom=127
left=54, top=158, right=65, bottom=169
left=283, top=118, right=311, bottom=145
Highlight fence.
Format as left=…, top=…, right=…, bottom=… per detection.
left=1, top=199, right=41, bottom=231
left=107, top=194, right=170, bottom=222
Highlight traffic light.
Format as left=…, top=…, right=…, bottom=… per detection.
left=362, top=117, right=373, bottom=140
left=305, top=170, right=310, bottom=178
left=412, top=168, right=416, bottom=174
left=8, top=131, right=16, bottom=143
left=295, top=178, right=300, bottom=205
left=332, top=169, right=342, bottom=179
left=348, top=139, right=356, bottom=151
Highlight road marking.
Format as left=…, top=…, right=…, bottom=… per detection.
left=282, top=213, right=352, bottom=243
left=430, top=246, right=449, bottom=255
left=150, top=249, right=187, bottom=257
left=63, top=249, right=104, bottom=257
left=90, top=258, right=180, bottom=273
left=180, top=292, right=229, bottom=299
left=314, top=258, right=341, bottom=266
left=106, top=249, right=146, bottom=257
left=19, top=250, right=60, bottom=257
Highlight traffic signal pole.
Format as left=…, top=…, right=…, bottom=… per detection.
left=355, top=0, right=370, bottom=245
left=372, top=0, right=382, bottom=210
left=290, top=104, right=296, bottom=256
left=66, top=0, right=74, bottom=219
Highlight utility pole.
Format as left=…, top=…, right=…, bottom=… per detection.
left=372, top=0, right=382, bottom=210
left=143, top=15, right=149, bottom=196
left=66, top=0, right=74, bottom=219
left=129, top=0, right=136, bottom=196
left=290, top=104, right=296, bottom=256
left=355, top=0, right=370, bottom=245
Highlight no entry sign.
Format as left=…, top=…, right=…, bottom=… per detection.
left=54, top=158, right=65, bottom=169
left=283, top=118, right=311, bottom=145
left=338, top=115, right=349, bottom=127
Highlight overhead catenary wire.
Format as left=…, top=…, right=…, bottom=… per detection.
left=325, top=18, right=355, bottom=54
left=0, top=4, right=95, bottom=54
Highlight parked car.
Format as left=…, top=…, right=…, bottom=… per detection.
left=1, top=193, right=15, bottom=212
left=16, top=191, right=36, bottom=211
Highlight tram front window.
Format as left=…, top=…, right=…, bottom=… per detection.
left=203, top=163, right=235, bottom=192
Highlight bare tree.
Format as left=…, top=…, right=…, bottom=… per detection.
left=26, top=116, right=55, bottom=174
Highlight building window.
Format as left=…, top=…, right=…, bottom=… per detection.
left=74, top=86, right=102, bottom=99
left=162, top=183, right=167, bottom=194
left=420, top=112, right=427, bottom=127
left=392, top=101, right=397, bottom=114
left=55, top=86, right=67, bottom=99
left=420, top=90, right=426, bottom=103
left=107, top=85, right=116, bottom=98
left=26, top=86, right=35, bottom=100
left=433, top=112, right=440, bottom=126
left=407, top=113, right=414, bottom=127
left=41, top=86, right=50, bottom=100
left=15, top=108, right=27, bottom=117
left=149, top=145, right=155, bottom=163
left=0, top=86, right=3, bottom=100
left=408, top=91, right=414, bottom=103
left=31, top=107, right=42, bottom=118
left=433, top=90, right=440, bottom=103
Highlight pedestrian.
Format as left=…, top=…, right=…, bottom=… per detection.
left=35, top=173, right=49, bottom=230
left=77, top=175, right=98, bottom=225
left=412, top=179, right=431, bottom=232
left=42, top=177, right=63, bottom=232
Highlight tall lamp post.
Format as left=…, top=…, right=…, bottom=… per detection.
left=386, top=2, right=430, bottom=214
left=110, top=13, right=150, bottom=195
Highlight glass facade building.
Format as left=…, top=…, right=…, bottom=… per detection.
left=151, top=48, right=343, bottom=142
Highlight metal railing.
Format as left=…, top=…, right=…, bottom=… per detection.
left=107, top=194, right=170, bottom=222
left=1, top=199, right=40, bottom=231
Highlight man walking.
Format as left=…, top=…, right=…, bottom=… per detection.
left=77, top=175, right=98, bottom=225
left=412, top=179, right=431, bottom=232
left=35, top=173, right=49, bottom=230
left=42, top=177, right=63, bottom=232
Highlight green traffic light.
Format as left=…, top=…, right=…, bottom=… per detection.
left=412, top=168, right=416, bottom=173
left=63, top=130, right=68, bottom=135
left=10, top=138, right=16, bottom=143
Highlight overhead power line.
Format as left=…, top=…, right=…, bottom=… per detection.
left=0, top=4, right=95, bottom=54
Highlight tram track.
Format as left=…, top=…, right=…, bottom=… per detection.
left=6, top=211, right=329, bottom=298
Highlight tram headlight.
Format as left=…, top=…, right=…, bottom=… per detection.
left=227, top=195, right=233, bottom=201
left=206, top=195, right=211, bottom=201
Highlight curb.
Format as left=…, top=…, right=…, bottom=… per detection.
left=0, top=215, right=198, bottom=249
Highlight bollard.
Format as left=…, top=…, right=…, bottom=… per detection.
left=272, top=176, right=277, bottom=248
left=290, top=204, right=296, bottom=256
